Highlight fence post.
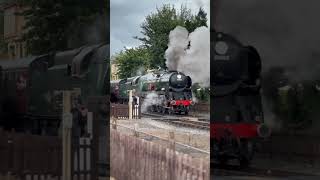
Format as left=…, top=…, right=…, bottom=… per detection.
left=112, top=118, right=117, bottom=130
left=62, top=91, right=73, bottom=180
left=129, top=90, right=133, bottom=120
left=87, top=112, right=93, bottom=138
left=133, top=123, right=139, bottom=137
left=168, top=130, right=175, bottom=150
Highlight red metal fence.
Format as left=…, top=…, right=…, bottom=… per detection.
left=110, top=129, right=209, bottom=180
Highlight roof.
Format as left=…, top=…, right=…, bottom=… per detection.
left=0, top=56, right=37, bottom=70
left=0, top=43, right=109, bottom=71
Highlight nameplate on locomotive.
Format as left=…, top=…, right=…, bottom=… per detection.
left=214, top=55, right=230, bottom=61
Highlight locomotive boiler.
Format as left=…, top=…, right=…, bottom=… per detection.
left=211, top=32, right=271, bottom=167
left=111, top=70, right=193, bottom=114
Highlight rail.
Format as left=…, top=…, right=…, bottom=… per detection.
left=151, top=118, right=210, bottom=130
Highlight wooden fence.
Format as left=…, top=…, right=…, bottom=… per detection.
left=71, top=137, right=95, bottom=180
left=111, top=103, right=141, bottom=119
left=0, top=129, right=96, bottom=180
left=110, top=129, right=209, bottom=180
left=0, top=129, right=62, bottom=179
left=190, top=103, right=210, bottom=113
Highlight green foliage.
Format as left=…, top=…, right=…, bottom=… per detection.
left=262, top=67, right=320, bottom=129
left=192, top=83, right=210, bottom=102
left=114, top=47, right=151, bottom=79
left=135, top=5, right=208, bottom=69
left=21, top=0, right=108, bottom=55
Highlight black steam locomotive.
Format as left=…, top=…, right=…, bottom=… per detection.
left=0, top=44, right=109, bottom=135
left=211, top=32, right=270, bottom=167
left=111, top=70, right=193, bottom=114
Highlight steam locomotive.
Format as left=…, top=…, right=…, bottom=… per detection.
left=0, top=44, right=109, bottom=135
left=211, top=32, right=271, bottom=167
left=111, top=70, right=193, bottom=114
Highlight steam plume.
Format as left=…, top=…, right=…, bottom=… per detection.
left=141, top=92, right=162, bottom=113
left=165, top=26, right=210, bottom=87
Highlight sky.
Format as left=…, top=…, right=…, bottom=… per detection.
left=110, top=0, right=210, bottom=56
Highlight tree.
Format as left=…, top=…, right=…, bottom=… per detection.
left=192, top=83, right=210, bottom=102
left=185, top=7, right=207, bottom=31
left=114, top=47, right=151, bottom=79
left=20, top=0, right=108, bottom=55
left=136, top=5, right=208, bottom=69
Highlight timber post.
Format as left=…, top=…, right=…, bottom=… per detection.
left=62, top=91, right=72, bottom=180
left=168, top=130, right=175, bottom=150
left=133, top=123, right=139, bottom=137
left=128, top=90, right=133, bottom=120
left=112, top=117, right=117, bottom=130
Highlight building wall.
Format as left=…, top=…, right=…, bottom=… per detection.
left=2, top=3, right=27, bottom=59
left=111, top=63, right=119, bottom=80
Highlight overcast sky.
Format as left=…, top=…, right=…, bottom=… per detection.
left=110, top=0, right=210, bottom=56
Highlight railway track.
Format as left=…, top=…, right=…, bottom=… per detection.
left=142, top=112, right=209, bottom=121
left=142, top=112, right=210, bottom=130
left=212, top=163, right=318, bottom=178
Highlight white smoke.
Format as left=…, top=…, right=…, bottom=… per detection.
left=165, top=26, right=210, bottom=87
left=165, top=26, right=189, bottom=70
left=192, top=91, right=199, bottom=104
left=141, top=92, right=162, bottom=113
left=136, top=66, right=145, bottom=76
left=262, top=96, right=282, bottom=132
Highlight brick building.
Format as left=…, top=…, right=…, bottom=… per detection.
left=111, top=63, right=119, bottom=80
left=0, top=1, right=27, bottom=60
